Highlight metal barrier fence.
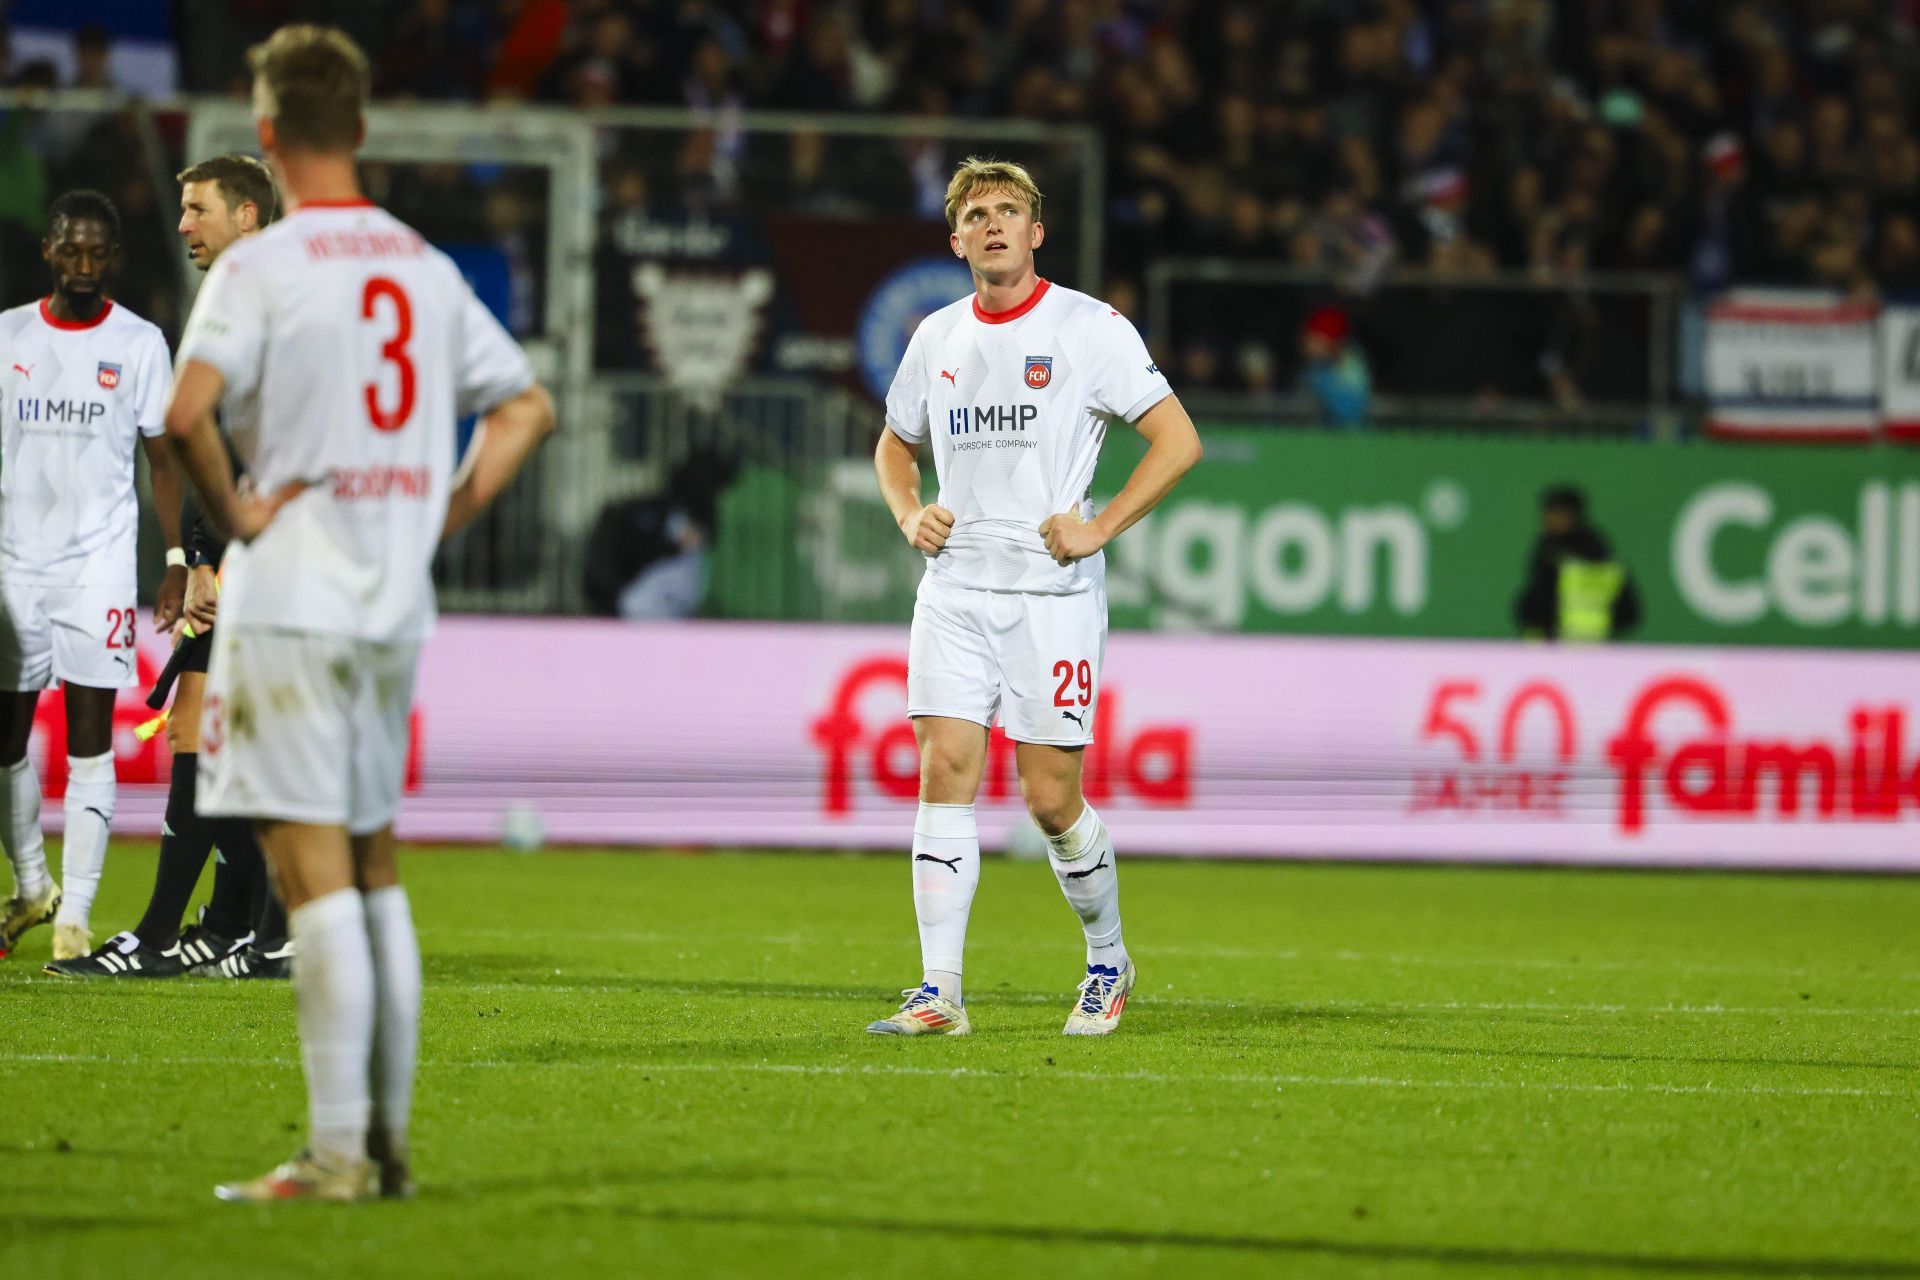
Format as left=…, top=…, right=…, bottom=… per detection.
left=0, top=92, right=1098, bottom=614
left=1145, top=258, right=1686, bottom=439
left=2, top=92, right=1716, bottom=618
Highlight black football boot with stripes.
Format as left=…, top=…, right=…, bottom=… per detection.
left=43, top=931, right=185, bottom=979
left=174, top=910, right=251, bottom=972
left=199, top=937, right=293, bottom=980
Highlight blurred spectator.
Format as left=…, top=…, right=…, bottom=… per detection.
left=73, top=25, right=115, bottom=91
left=1299, top=306, right=1371, bottom=430
left=1297, top=176, right=1396, bottom=293
left=1877, top=215, right=1920, bottom=295
left=583, top=449, right=741, bottom=619
left=377, top=0, right=495, bottom=101
left=1514, top=486, right=1642, bottom=643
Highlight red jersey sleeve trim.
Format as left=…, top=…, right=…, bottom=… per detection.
left=972, top=278, right=1051, bottom=324
left=38, top=298, right=115, bottom=331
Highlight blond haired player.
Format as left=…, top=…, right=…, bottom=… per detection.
left=868, top=159, right=1202, bottom=1036
left=165, top=25, right=555, bottom=1202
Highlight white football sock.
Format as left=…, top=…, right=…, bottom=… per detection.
left=1045, top=804, right=1129, bottom=971
left=54, top=752, right=114, bottom=927
left=912, top=801, right=979, bottom=1004
left=291, top=887, right=374, bottom=1167
left=1, top=757, right=51, bottom=898
left=363, top=885, right=421, bottom=1153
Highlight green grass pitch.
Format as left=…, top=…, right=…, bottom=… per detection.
left=4, top=843, right=1918, bottom=1280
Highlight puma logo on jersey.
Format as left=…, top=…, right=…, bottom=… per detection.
left=1066, top=855, right=1110, bottom=880
left=10, top=364, right=30, bottom=379
left=1060, top=709, right=1086, bottom=728
left=914, top=853, right=963, bottom=873
left=939, top=369, right=957, bottom=384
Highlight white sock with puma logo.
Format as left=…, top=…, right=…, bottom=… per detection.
left=1045, top=803, right=1127, bottom=971
left=912, top=801, right=978, bottom=1005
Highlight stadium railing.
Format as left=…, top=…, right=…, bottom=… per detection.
left=0, top=92, right=1099, bottom=615
left=1145, top=258, right=1686, bottom=440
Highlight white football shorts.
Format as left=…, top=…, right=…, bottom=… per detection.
left=0, top=580, right=141, bottom=691
left=197, top=627, right=419, bottom=834
left=907, top=574, right=1106, bottom=747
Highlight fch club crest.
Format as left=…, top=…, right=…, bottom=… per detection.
left=96, top=362, right=120, bottom=390
left=1024, top=355, right=1052, bottom=389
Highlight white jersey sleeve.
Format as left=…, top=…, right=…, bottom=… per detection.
left=178, top=253, right=269, bottom=402
left=1086, top=310, right=1171, bottom=424
left=455, top=286, right=534, bottom=419
left=884, top=321, right=931, bottom=444
left=133, top=326, right=172, bottom=438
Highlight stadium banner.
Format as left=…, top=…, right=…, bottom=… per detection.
left=715, top=429, right=1920, bottom=650
left=60, top=618, right=1920, bottom=871
left=1883, top=304, right=1920, bottom=440
left=1703, top=290, right=1880, bottom=439
left=594, top=206, right=973, bottom=400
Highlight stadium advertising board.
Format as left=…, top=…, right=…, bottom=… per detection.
left=70, top=620, right=1920, bottom=871
left=717, top=429, right=1920, bottom=650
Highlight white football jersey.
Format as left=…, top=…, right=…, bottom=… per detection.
left=177, top=201, right=533, bottom=644
left=885, top=279, right=1171, bottom=594
left=0, top=299, right=171, bottom=587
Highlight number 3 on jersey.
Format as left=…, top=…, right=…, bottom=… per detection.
left=362, top=277, right=416, bottom=432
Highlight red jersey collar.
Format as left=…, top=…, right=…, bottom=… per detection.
left=972, top=278, right=1050, bottom=324
left=289, top=198, right=378, bottom=213
left=39, top=298, right=114, bottom=331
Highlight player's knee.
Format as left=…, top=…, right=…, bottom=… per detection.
left=918, top=741, right=977, bottom=803
left=1022, top=783, right=1082, bottom=837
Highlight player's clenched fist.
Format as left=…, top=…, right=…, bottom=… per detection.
left=900, top=503, right=955, bottom=554
left=1040, top=510, right=1107, bottom=565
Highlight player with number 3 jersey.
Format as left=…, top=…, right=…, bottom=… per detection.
left=868, top=158, right=1202, bottom=1038
left=165, top=24, right=555, bottom=1203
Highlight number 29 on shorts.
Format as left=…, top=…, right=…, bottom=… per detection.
left=1053, top=658, right=1093, bottom=707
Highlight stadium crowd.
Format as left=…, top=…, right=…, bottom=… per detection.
left=157, top=1, right=1920, bottom=294
left=6, top=1, right=1920, bottom=405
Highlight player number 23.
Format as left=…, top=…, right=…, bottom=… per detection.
left=361, top=276, right=416, bottom=432
left=1052, top=659, right=1093, bottom=707
left=103, top=607, right=136, bottom=650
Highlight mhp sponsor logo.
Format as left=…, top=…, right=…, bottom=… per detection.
left=14, top=398, right=108, bottom=425
left=948, top=403, right=1039, bottom=434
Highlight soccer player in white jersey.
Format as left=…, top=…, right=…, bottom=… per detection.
left=868, top=159, right=1202, bottom=1037
left=0, top=189, right=188, bottom=962
left=46, top=154, right=287, bottom=981
left=164, top=25, right=555, bottom=1202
